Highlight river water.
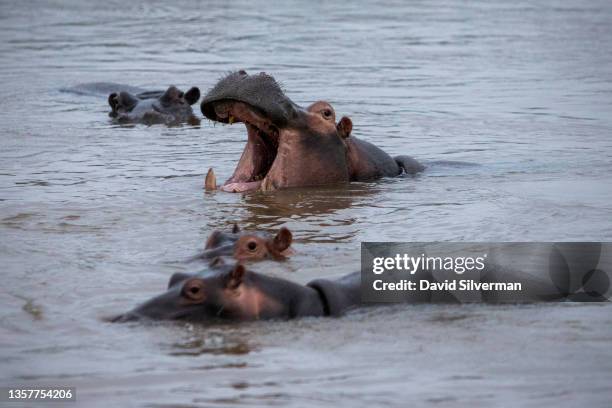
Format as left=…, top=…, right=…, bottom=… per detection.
left=1, top=0, right=612, bottom=407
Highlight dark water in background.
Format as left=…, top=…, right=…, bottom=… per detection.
left=1, top=0, right=612, bottom=406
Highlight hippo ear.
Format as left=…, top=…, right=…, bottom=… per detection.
left=271, top=227, right=292, bottom=252
left=117, top=91, right=139, bottom=110
left=337, top=116, right=352, bottom=139
left=160, top=86, right=180, bottom=104
left=108, top=93, right=118, bottom=110
left=226, top=264, right=246, bottom=289
left=232, top=224, right=241, bottom=234
left=205, top=230, right=222, bottom=249
left=184, top=87, right=200, bottom=105
left=210, top=256, right=226, bottom=267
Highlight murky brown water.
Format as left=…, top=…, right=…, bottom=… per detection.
left=1, top=0, right=612, bottom=406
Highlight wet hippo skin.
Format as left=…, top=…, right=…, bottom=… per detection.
left=200, top=71, right=424, bottom=193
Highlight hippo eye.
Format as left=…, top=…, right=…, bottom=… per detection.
left=182, top=279, right=205, bottom=302
left=247, top=241, right=257, bottom=251
left=322, top=109, right=333, bottom=119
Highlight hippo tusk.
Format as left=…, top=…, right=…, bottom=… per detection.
left=205, top=168, right=217, bottom=191
left=229, top=115, right=235, bottom=124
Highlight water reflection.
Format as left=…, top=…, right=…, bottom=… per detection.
left=167, top=328, right=254, bottom=357
left=238, top=183, right=380, bottom=226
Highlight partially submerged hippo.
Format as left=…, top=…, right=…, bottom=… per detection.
left=189, top=224, right=293, bottom=262
left=111, top=253, right=600, bottom=323
left=108, top=85, right=200, bottom=126
left=112, top=262, right=359, bottom=322
left=201, top=71, right=424, bottom=192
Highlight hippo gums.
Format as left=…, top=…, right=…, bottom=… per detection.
left=201, top=71, right=424, bottom=192
left=108, top=85, right=201, bottom=126
left=112, top=262, right=361, bottom=322
left=190, top=224, right=293, bottom=262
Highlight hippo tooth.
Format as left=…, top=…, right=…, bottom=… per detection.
left=229, top=115, right=235, bottom=124
left=205, top=168, right=217, bottom=191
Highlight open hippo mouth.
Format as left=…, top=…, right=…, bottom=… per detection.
left=201, top=71, right=301, bottom=192
left=210, top=101, right=280, bottom=192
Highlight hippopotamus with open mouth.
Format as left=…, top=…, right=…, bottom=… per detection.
left=108, top=85, right=200, bottom=126
left=201, top=70, right=424, bottom=192
left=189, top=224, right=293, bottom=263
left=111, top=262, right=360, bottom=322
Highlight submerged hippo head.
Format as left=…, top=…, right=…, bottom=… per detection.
left=195, top=224, right=293, bottom=262
left=201, top=71, right=356, bottom=192
left=109, top=85, right=200, bottom=126
left=112, top=262, right=314, bottom=322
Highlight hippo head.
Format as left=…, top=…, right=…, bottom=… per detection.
left=199, top=224, right=293, bottom=262
left=201, top=71, right=354, bottom=192
left=108, top=85, right=200, bottom=126
left=112, top=262, right=288, bottom=322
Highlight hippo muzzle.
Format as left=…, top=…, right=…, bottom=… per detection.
left=111, top=271, right=224, bottom=323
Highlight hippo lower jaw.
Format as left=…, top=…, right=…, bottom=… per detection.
left=220, top=180, right=262, bottom=193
